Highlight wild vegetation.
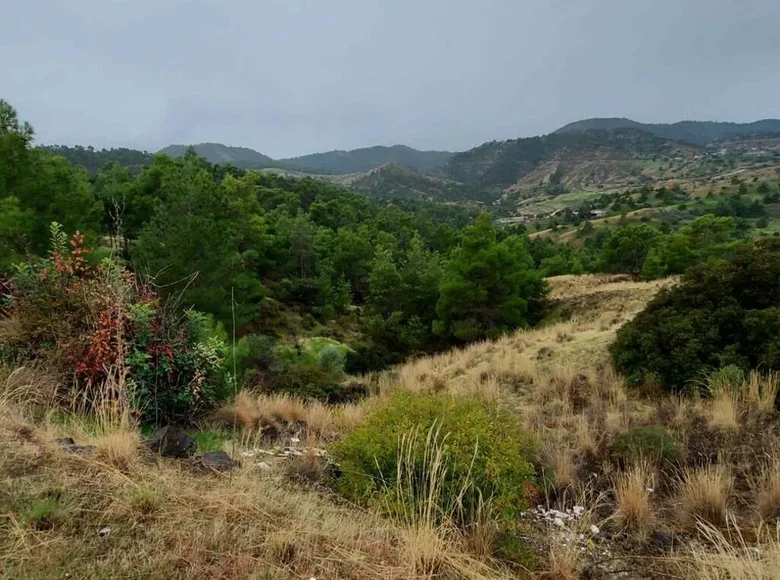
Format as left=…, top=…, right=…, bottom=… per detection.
left=2, top=98, right=780, bottom=578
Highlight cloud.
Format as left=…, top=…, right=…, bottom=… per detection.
left=3, top=0, right=779, bottom=157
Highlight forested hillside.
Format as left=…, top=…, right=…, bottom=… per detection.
left=279, top=144, right=453, bottom=174
left=40, top=145, right=153, bottom=174
left=158, top=143, right=276, bottom=168
left=555, top=117, right=780, bottom=145
left=441, top=128, right=686, bottom=191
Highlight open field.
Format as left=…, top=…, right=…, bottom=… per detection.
left=2, top=274, right=779, bottom=579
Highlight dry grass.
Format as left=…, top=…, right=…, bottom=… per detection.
left=742, top=371, right=780, bottom=413
left=93, top=429, right=142, bottom=471
left=709, top=390, right=739, bottom=430
left=613, top=461, right=655, bottom=538
left=678, top=465, right=733, bottom=527
left=685, top=519, right=780, bottom=580
left=756, top=455, right=780, bottom=522
left=540, top=439, right=578, bottom=491
left=0, top=398, right=510, bottom=580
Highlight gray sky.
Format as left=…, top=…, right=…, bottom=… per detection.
left=3, top=0, right=780, bottom=157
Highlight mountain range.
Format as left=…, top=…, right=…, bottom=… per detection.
left=44, top=117, right=780, bottom=203
left=554, top=118, right=780, bottom=146
left=158, top=143, right=453, bottom=174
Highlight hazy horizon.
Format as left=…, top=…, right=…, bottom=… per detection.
left=4, top=0, right=780, bottom=157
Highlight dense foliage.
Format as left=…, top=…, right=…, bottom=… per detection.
left=0, top=99, right=554, bottom=411
left=610, top=238, right=780, bottom=392
left=434, top=214, right=547, bottom=341
left=330, top=391, right=537, bottom=526
left=2, top=224, right=227, bottom=424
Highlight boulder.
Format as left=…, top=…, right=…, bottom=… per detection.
left=147, top=426, right=196, bottom=458
left=200, top=450, right=238, bottom=471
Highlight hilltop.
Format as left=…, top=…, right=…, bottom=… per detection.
left=157, top=142, right=276, bottom=168
left=278, top=144, right=453, bottom=174
left=555, top=117, right=780, bottom=145
left=157, top=142, right=453, bottom=174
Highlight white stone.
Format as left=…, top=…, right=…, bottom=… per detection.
left=573, top=505, right=585, bottom=516
left=590, top=524, right=600, bottom=535
left=554, top=517, right=565, bottom=527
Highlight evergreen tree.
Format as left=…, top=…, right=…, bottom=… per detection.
left=434, top=213, right=546, bottom=341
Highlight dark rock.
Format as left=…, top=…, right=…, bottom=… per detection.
left=200, top=450, right=238, bottom=471
left=147, top=426, right=196, bottom=458
left=55, top=437, right=95, bottom=454
left=536, top=346, right=554, bottom=360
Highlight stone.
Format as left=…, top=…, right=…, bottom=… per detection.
left=146, top=426, right=195, bottom=458
left=55, top=437, right=95, bottom=455
left=553, top=517, right=565, bottom=527
left=590, top=524, right=600, bottom=535
left=200, top=450, right=238, bottom=471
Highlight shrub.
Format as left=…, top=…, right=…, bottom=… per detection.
left=611, top=427, right=681, bottom=466
left=0, top=224, right=228, bottom=424
left=330, top=391, right=536, bottom=527
left=610, top=238, right=780, bottom=393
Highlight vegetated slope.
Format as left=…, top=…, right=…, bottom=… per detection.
left=441, top=128, right=690, bottom=195
left=555, top=117, right=780, bottom=145
left=278, top=144, right=453, bottom=174
left=158, top=142, right=276, bottom=168
left=40, top=145, right=154, bottom=175
left=346, top=163, right=483, bottom=202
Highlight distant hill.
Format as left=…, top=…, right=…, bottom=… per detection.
left=441, top=128, right=687, bottom=194
left=346, top=164, right=481, bottom=202
left=158, top=143, right=275, bottom=168
left=278, top=145, right=453, bottom=174
left=555, top=117, right=780, bottom=146
left=40, top=145, right=153, bottom=175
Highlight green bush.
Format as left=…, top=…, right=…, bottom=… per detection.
left=330, top=391, right=536, bottom=526
left=611, top=427, right=681, bottom=466
left=610, top=238, right=780, bottom=392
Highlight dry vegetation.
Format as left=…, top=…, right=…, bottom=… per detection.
left=2, top=274, right=780, bottom=579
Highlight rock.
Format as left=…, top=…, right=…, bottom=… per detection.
left=590, top=524, right=600, bottom=535
left=256, top=461, right=272, bottom=470
left=200, top=450, right=238, bottom=471
left=536, top=346, right=554, bottom=360
left=554, top=517, right=565, bottom=527
left=573, top=506, right=585, bottom=516
left=146, top=426, right=195, bottom=458
left=55, top=437, right=95, bottom=455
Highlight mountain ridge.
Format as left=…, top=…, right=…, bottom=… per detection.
left=157, top=142, right=453, bottom=174
left=554, top=117, right=780, bottom=145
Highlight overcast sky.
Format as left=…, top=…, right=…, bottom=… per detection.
left=3, top=0, right=779, bottom=158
